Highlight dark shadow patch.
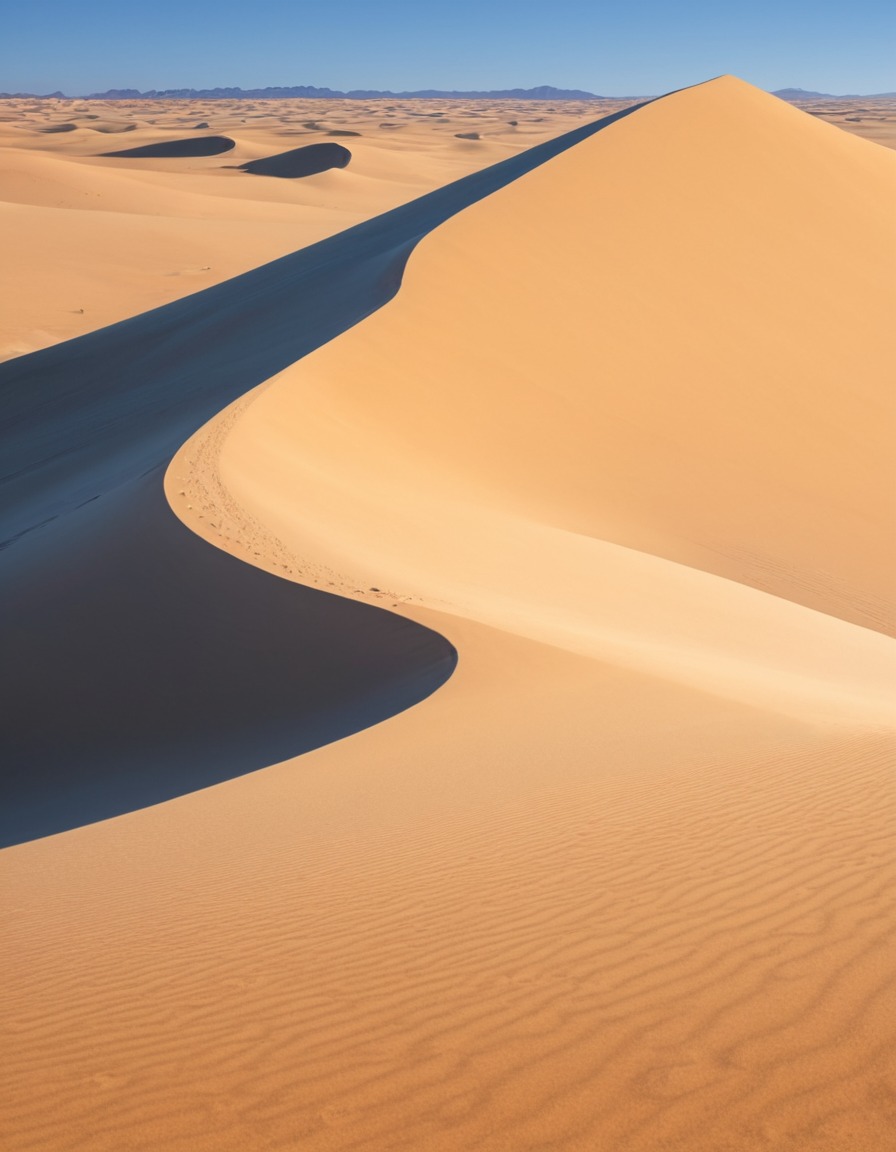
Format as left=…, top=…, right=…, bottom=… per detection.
left=40, top=122, right=77, bottom=133
left=455, top=132, right=481, bottom=140
left=328, top=129, right=361, bottom=137
left=0, top=475, right=455, bottom=847
left=89, top=122, right=138, bottom=134
left=101, top=135, right=235, bottom=158
left=236, top=142, right=351, bottom=178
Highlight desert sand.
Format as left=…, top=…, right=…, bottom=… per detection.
left=2, top=76, right=895, bottom=1152
left=0, top=95, right=617, bottom=359
left=2, top=91, right=890, bottom=361
left=779, top=93, right=896, bottom=151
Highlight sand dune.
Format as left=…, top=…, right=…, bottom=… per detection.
left=213, top=77, right=896, bottom=637
left=0, top=95, right=614, bottom=358
left=90, top=120, right=138, bottom=133
left=3, top=76, right=895, bottom=1152
left=0, top=105, right=641, bottom=837
left=236, top=141, right=352, bottom=178
left=781, top=93, right=896, bottom=150
left=101, top=134, right=236, bottom=157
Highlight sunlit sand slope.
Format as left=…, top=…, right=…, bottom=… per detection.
left=172, top=74, right=896, bottom=1148
left=215, top=76, right=896, bottom=638
left=1, top=106, right=645, bottom=843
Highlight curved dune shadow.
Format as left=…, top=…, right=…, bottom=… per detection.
left=0, top=100, right=649, bottom=847
left=237, top=142, right=351, bottom=178
left=40, top=122, right=78, bottom=133
left=89, top=122, right=138, bottom=134
left=0, top=473, right=455, bottom=847
left=102, top=135, right=236, bottom=158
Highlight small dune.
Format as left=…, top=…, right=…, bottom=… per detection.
left=88, top=122, right=138, bottom=134
left=235, top=142, right=351, bottom=178
left=102, top=135, right=236, bottom=158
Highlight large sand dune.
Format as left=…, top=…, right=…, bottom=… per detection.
left=3, top=76, right=895, bottom=1151
left=0, top=106, right=643, bottom=837
left=210, top=77, right=895, bottom=638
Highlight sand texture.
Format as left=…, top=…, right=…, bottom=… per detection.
left=3, top=77, right=896, bottom=1151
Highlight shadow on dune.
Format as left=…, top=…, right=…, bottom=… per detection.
left=0, top=474, right=455, bottom=847
left=40, top=122, right=77, bottom=133
left=236, top=142, right=351, bottom=178
left=89, top=122, right=138, bottom=134
left=0, top=98, right=650, bottom=847
left=102, top=135, right=235, bottom=158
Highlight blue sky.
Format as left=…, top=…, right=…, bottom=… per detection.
left=4, top=0, right=894, bottom=96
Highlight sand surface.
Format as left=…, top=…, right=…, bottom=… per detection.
left=778, top=94, right=896, bottom=151
left=2, top=93, right=888, bottom=361
left=3, top=77, right=896, bottom=1151
left=0, top=95, right=617, bottom=359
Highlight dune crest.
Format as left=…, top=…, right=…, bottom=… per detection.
left=0, top=95, right=615, bottom=358
left=196, top=76, right=896, bottom=693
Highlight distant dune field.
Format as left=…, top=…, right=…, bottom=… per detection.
left=0, top=95, right=617, bottom=359
left=3, top=77, right=895, bottom=1152
left=781, top=93, right=896, bottom=150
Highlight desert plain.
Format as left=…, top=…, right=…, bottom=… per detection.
left=2, top=76, right=895, bottom=1151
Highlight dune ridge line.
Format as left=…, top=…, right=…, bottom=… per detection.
left=0, top=98, right=653, bottom=844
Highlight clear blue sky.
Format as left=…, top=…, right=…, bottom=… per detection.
left=4, top=0, right=894, bottom=96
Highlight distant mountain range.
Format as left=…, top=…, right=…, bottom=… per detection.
left=772, top=87, right=896, bottom=99
left=4, top=84, right=893, bottom=102
left=0, top=84, right=605, bottom=101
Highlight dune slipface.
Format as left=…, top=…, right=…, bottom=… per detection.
left=3, top=77, right=895, bottom=1152
left=0, top=471, right=457, bottom=847
left=0, top=104, right=644, bottom=843
left=102, top=134, right=236, bottom=157
left=236, top=141, right=352, bottom=177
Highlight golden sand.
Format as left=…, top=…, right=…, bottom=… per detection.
left=0, top=95, right=616, bottom=359
left=3, top=77, right=895, bottom=1151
